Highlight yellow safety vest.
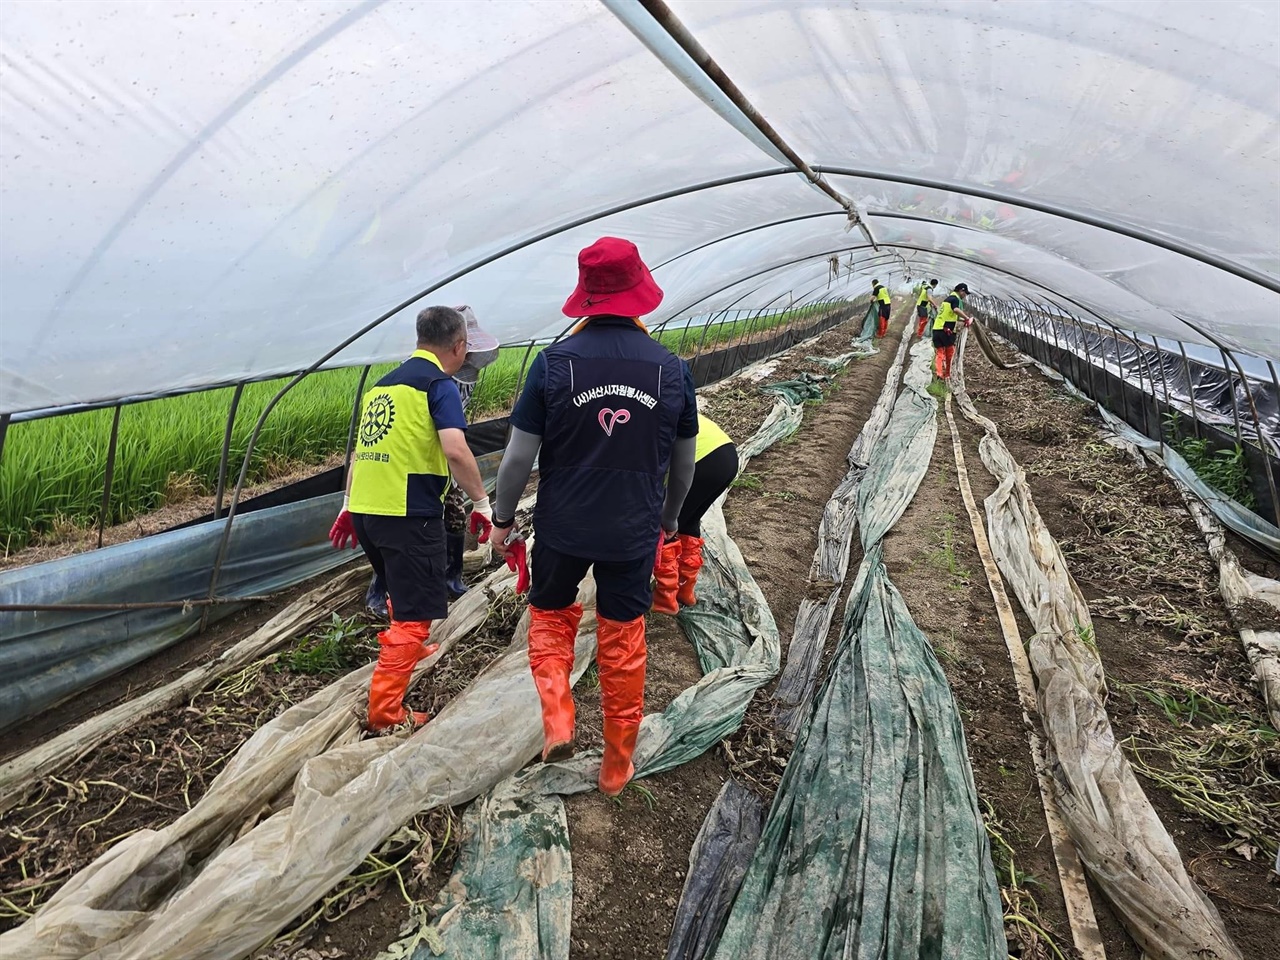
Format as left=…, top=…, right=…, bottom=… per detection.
left=349, top=349, right=454, bottom=517
left=876, top=286, right=892, bottom=305
left=915, top=284, right=933, bottom=306
left=933, top=294, right=965, bottom=330
left=694, top=413, right=732, bottom=462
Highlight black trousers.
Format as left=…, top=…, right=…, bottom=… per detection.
left=678, top=442, right=739, bottom=538
left=530, top=539, right=653, bottom=622
left=352, top=513, right=448, bottom=621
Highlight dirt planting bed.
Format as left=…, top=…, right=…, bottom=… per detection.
left=951, top=334, right=1280, bottom=957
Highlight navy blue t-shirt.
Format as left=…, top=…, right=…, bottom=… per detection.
left=511, top=317, right=697, bottom=561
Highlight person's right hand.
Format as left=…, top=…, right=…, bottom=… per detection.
left=329, top=509, right=358, bottom=549
left=489, top=521, right=517, bottom=559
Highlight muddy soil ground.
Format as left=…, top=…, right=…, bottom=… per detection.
left=943, top=332, right=1279, bottom=957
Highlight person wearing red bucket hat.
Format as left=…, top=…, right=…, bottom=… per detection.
left=561, top=235, right=665, bottom=320
left=489, top=237, right=698, bottom=797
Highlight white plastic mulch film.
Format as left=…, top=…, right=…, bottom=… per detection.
left=2, top=0, right=1277, bottom=417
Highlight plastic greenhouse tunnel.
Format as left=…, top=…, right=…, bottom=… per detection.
left=0, top=2, right=1277, bottom=959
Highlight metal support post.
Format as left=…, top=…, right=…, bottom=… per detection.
left=97, top=405, right=122, bottom=549
left=342, top=366, right=373, bottom=472
left=213, top=382, right=247, bottom=520
left=1177, top=341, right=1204, bottom=440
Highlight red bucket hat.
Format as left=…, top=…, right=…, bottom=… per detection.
left=562, top=237, right=664, bottom=318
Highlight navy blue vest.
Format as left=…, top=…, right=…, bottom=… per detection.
left=535, top=318, right=686, bottom=561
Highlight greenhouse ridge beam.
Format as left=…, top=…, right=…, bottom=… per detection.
left=609, top=0, right=879, bottom=250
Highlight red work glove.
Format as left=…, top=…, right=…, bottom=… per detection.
left=330, top=504, right=358, bottom=549
left=472, top=515, right=530, bottom=594
left=655, top=528, right=677, bottom=572
left=505, top=537, right=530, bottom=594
left=470, top=511, right=494, bottom=544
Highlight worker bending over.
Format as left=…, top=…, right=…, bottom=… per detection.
left=872, top=279, right=892, bottom=337
left=330, top=306, right=492, bottom=732
left=931, top=282, right=972, bottom=380
left=490, top=237, right=697, bottom=796
left=652, top=412, right=738, bottom=612
left=914, top=278, right=939, bottom=337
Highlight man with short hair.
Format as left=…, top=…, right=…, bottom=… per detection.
left=490, top=236, right=697, bottom=797
left=330, top=306, right=492, bottom=732
left=364, top=305, right=500, bottom=614
left=914, top=278, right=940, bottom=337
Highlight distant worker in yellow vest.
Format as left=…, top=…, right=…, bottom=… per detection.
left=329, top=306, right=492, bottom=732
left=914, top=278, right=939, bottom=337
left=931, top=283, right=973, bottom=380
left=651, top=413, right=738, bottom=612
left=872, top=279, right=892, bottom=337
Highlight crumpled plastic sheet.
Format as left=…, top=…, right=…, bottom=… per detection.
left=974, top=325, right=1280, bottom=731
left=374, top=782, right=574, bottom=960
left=710, top=338, right=1005, bottom=960
left=0, top=566, right=368, bottom=817
left=774, top=322, right=917, bottom=735
left=950, top=332, right=1244, bottom=960
left=0, top=559, right=603, bottom=960
left=0, top=492, right=355, bottom=732
left=666, top=780, right=766, bottom=960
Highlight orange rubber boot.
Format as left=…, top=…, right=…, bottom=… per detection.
left=876, top=316, right=888, bottom=338
left=676, top=534, right=705, bottom=607
left=933, top=346, right=946, bottom=379
left=597, top=614, right=646, bottom=796
left=941, top=345, right=955, bottom=379
left=916, top=315, right=928, bottom=338
left=651, top=537, right=681, bottom=615
left=528, top=604, right=582, bottom=762
left=367, top=620, right=438, bottom=730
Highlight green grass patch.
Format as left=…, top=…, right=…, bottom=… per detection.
left=0, top=364, right=395, bottom=555
left=277, top=613, right=377, bottom=675
left=925, top=510, right=971, bottom=592
left=1163, top=413, right=1256, bottom=508
left=732, top=472, right=764, bottom=492
left=927, top=379, right=950, bottom=400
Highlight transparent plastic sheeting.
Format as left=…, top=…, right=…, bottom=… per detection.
left=0, top=491, right=352, bottom=732
left=950, top=335, right=1243, bottom=959
left=2, top=2, right=1277, bottom=416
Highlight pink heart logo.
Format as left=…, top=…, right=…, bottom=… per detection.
left=598, top=407, right=631, bottom=437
